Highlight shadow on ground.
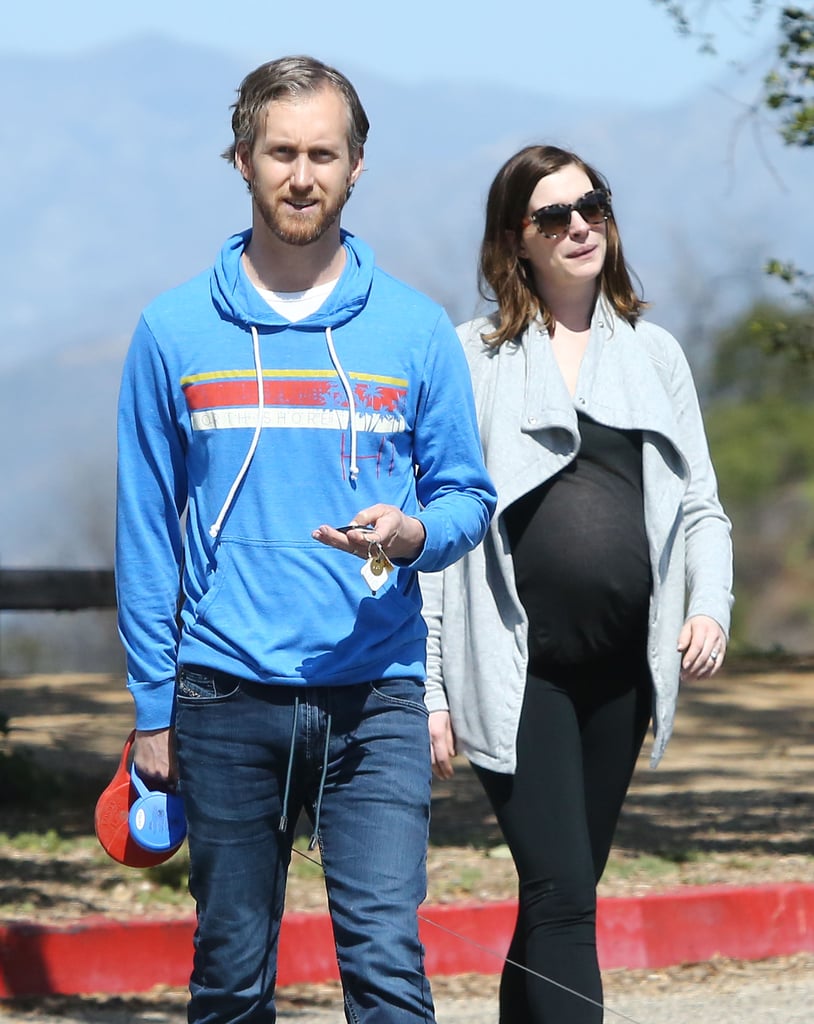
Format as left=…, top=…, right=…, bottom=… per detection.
left=2, top=660, right=813, bottom=860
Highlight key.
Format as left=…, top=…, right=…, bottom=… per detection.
left=373, top=542, right=394, bottom=572
left=361, top=542, right=394, bottom=594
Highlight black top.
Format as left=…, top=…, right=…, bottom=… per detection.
left=503, top=413, right=651, bottom=673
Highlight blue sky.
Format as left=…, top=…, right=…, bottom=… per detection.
left=3, top=0, right=780, bottom=107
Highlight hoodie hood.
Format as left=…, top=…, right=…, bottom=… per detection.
left=210, top=228, right=374, bottom=330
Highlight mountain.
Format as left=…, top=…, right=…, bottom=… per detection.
left=1, top=35, right=809, bottom=568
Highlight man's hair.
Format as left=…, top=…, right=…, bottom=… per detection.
left=222, top=55, right=370, bottom=164
left=478, top=145, right=646, bottom=347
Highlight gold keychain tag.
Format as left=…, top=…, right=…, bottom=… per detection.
left=361, top=543, right=394, bottom=594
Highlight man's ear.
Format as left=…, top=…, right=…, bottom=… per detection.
left=235, top=141, right=253, bottom=188
left=349, top=146, right=364, bottom=186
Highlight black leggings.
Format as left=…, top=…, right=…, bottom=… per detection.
left=474, top=659, right=652, bottom=1024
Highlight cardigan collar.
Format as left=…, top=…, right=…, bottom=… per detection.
left=471, top=305, right=690, bottom=517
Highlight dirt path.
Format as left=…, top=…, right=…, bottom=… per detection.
left=1, top=660, right=813, bottom=918
left=2, top=664, right=813, bottom=1022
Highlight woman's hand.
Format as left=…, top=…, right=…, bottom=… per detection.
left=677, top=615, right=727, bottom=681
left=429, top=709, right=457, bottom=780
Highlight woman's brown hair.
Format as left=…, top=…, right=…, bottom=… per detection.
left=479, top=145, right=646, bottom=346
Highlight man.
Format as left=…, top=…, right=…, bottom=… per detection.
left=115, top=55, right=496, bottom=1023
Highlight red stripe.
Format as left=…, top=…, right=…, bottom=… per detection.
left=184, top=380, right=405, bottom=413
left=185, top=380, right=329, bottom=410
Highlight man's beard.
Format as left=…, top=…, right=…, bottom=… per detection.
left=255, top=186, right=349, bottom=246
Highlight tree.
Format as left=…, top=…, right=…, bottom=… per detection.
left=653, top=2, right=814, bottom=356
left=708, top=301, right=814, bottom=402
left=702, top=299, right=814, bottom=653
left=653, top=3, right=813, bottom=142
left=763, top=4, right=814, bottom=147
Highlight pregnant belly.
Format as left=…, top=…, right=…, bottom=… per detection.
left=513, top=495, right=652, bottom=667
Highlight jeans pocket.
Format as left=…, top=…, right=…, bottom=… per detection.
left=176, top=666, right=241, bottom=703
left=369, top=676, right=428, bottom=716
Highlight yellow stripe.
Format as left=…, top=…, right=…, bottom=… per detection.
left=181, top=368, right=408, bottom=387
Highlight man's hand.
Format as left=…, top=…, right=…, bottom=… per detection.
left=677, top=614, right=727, bottom=681
left=312, top=504, right=426, bottom=562
left=132, top=727, right=177, bottom=791
left=429, top=709, right=456, bottom=780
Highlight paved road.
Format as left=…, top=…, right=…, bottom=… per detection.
left=3, top=955, right=813, bottom=1023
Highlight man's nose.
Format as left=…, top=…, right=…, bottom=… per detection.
left=290, top=155, right=315, bottom=190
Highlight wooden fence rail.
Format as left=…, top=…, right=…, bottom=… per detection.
left=0, top=569, right=116, bottom=611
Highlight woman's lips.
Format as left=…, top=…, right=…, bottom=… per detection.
left=568, top=244, right=596, bottom=259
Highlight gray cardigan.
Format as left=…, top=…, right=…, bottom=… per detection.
left=422, top=305, right=733, bottom=771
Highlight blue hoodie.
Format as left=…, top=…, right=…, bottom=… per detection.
left=116, top=230, right=496, bottom=729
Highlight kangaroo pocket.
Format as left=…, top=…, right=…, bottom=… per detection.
left=186, top=537, right=419, bottom=681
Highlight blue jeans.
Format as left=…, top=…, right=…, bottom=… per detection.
left=174, top=667, right=436, bottom=1024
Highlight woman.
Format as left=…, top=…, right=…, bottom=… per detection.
left=422, top=145, right=734, bottom=1023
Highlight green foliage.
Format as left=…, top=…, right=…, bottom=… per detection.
left=705, top=300, right=814, bottom=507
left=289, top=835, right=325, bottom=880
left=603, top=850, right=699, bottom=883
left=651, top=0, right=770, bottom=53
left=765, top=5, right=814, bottom=147
left=764, top=7, right=814, bottom=317
left=0, top=829, right=78, bottom=854
left=135, top=885, right=191, bottom=908
left=650, top=0, right=719, bottom=51
left=707, top=301, right=814, bottom=402
left=703, top=300, right=814, bottom=653
left=706, top=398, right=814, bottom=504
left=763, top=261, right=814, bottom=358
left=144, top=846, right=191, bottom=891
left=653, top=2, right=814, bottom=145
left=654, top=3, right=814, bottom=359
left=134, top=849, right=192, bottom=905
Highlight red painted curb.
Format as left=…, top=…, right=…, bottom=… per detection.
left=1, top=884, right=813, bottom=999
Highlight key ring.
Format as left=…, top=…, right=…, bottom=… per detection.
left=361, top=540, right=394, bottom=593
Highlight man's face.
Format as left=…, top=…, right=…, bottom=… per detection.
left=237, top=86, right=363, bottom=247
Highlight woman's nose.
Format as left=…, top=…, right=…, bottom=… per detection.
left=568, top=210, right=590, bottom=237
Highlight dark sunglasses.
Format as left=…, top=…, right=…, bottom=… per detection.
left=522, top=188, right=612, bottom=238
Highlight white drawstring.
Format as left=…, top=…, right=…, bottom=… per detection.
left=325, top=326, right=360, bottom=482
left=208, top=322, right=361, bottom=540
left=208, top=325, right=265, bottom=539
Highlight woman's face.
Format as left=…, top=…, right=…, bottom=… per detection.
left=518, top=163, right=607, bottom=298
